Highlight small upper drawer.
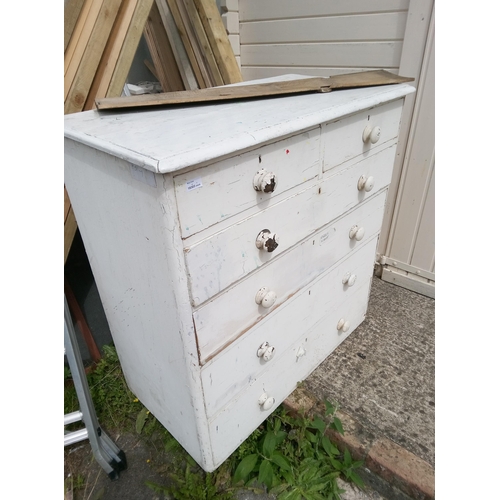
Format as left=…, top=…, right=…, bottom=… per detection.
left=323, top=99, right=403, bottom=173
left=174, top=128, right=321, bottom=238
left=193, top=193, right=386, bottom=362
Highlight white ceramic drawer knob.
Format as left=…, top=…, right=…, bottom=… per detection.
left=255, top=229, right=279, bottom=252
left=337, top=319, right=350, bottom=333
left=342, top=272, right=357, bottom=287
left=349, top=225, right=365, bottom=241
left=357, top=175, right=375, bottom=192
left=255, top=287, right=277, bottom=308
left=257, top=341, right=276, bottom=361
left=258, top=392, right=275, bottom=411
left=253, top=169, right=277, bottom=193
left=362, top=125, right=381, bottom=144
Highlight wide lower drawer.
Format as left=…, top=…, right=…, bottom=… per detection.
left=195, top=193, right=386, bottom=363
left=200, top=236, right=378, bottom=416
left=174, top=128, right=321, bottom=239
left=185, top=145, right=396, bottom=307
left=207, top=279, right=372, bottom=468
left=323, top=98, right=403, bottom=173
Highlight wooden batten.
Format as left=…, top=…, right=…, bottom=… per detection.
left=192, top=0, right=242, bottom=84
left=155, top=0, right=199, bottom=90
left=84, top=0, right=139, bottom=110
left=144, top=58, right=160, bottom=81
left=144, top=1, right=185, bottom=92
left=106, top=0, right=155, bottom=97
left=64, top=0, right=104, bottom=98
left=166, top=0, right=208, bottom=88
left=153, top=0, right=242, bottom=90
left=176, top=0, right=218, bottom=87
left=182, top=0, right=224, bottom=87
left=64, top=187, right=78, bottom=264
left=65, top=0, right=86, bottom=52
left=95, top=70, right=414, bottom=110
left=65, top=0, right=122, bottom=114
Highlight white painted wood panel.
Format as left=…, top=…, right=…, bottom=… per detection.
left=194, top=196, right=386, bottom=361
left=240, top=67, right=395, bottom=80
left=410, top=159, right=434, bottom=272
left=380, top=3, right=434, bottom=295
left=384, top=22, right=434, bottom=265
left=241, top=42, right=403, bottom=69
left=381, top=267, right=434, bottom=298
left=239, top=0, right=409, bottom=80
left=239, top=0, right=410, bottom=21
left=208, top=278, right=372, bottom=466
left=240, top=13, right=407, bottom=44
left=174, top=128, right=321, bottom=238
left=185, top=147, right=395, bottom=306
left=64, top=140, right=213, bottom=469
left=201, top=237, right=378, bottom=416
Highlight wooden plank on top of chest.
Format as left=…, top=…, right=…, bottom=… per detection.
left=95, top=70, right=413, bottom=110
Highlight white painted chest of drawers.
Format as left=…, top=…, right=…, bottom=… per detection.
left=64, top=78, right=414, bottom=472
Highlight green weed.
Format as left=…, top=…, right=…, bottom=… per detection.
left=146, top=456, right=235, bottom=500
left=231, top=402, right=364, bottom=499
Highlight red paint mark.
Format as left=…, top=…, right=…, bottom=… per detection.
left=285, top=149, right=290, bottom=154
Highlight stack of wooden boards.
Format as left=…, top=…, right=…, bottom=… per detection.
left=146, top=0, right=243, bottom=92
left=65, top=0, right=153, bottom=115
left=64, top=0, right=242, bottom=115
left=64, top=0, right=242, bottom=262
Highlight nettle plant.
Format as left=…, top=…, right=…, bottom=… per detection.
left=232, top=400, right=364, bottom=500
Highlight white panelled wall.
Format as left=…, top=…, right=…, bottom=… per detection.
left=225, top=0, right=435, bottom=297
left=218, top=0, right=241, bottom=68
left=238, top=0, right=410, bottom=79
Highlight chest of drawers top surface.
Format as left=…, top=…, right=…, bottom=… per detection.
left=64, top=79, right=414, bottom=174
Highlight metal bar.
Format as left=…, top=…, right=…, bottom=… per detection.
left=64, top=428, right=89, bottom=446
left=64, top=410, right=83, bottom=426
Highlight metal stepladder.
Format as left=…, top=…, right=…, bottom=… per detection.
left=64, top=296, right=127, bottom=480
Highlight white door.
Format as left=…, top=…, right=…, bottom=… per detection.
left=378, top=3, right=435, bottom=298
